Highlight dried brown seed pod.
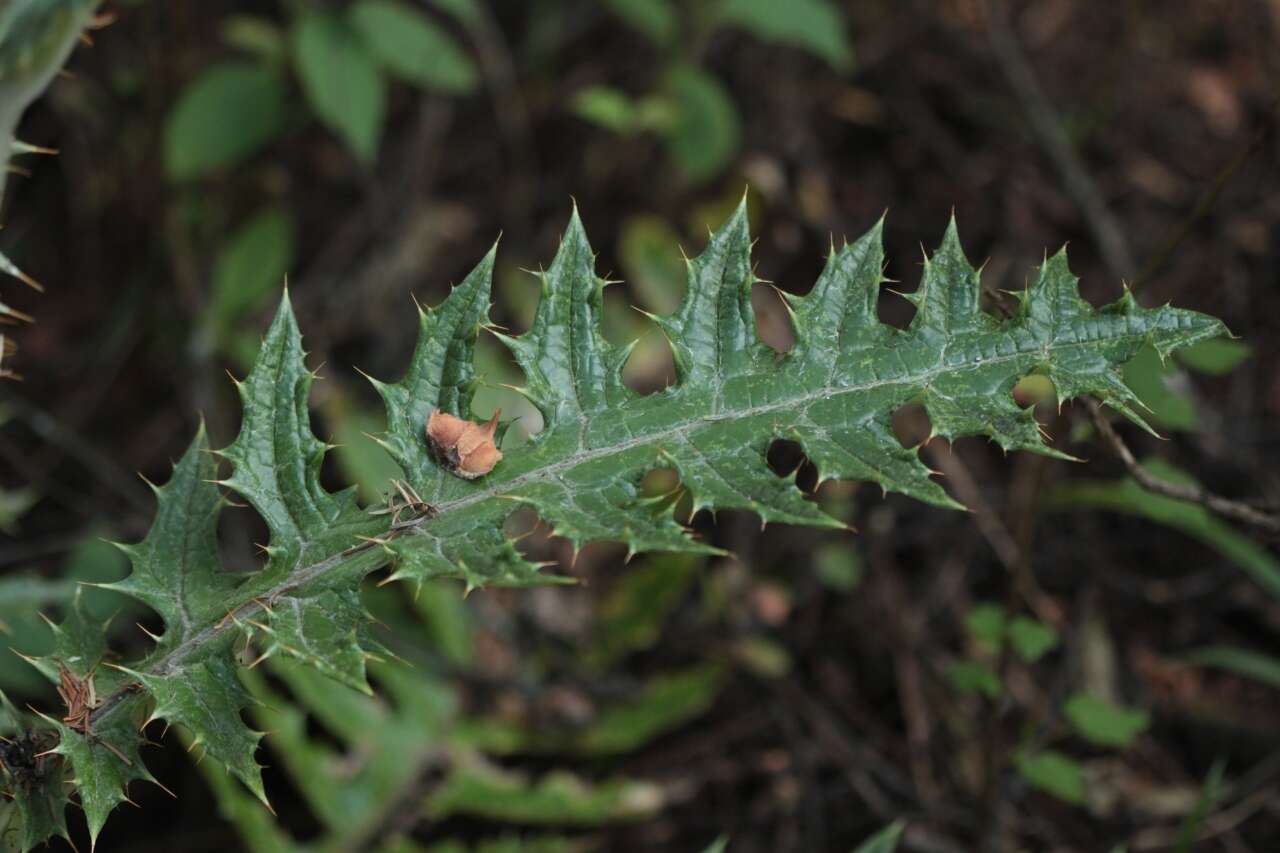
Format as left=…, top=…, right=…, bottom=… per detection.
left=426, top=409, right=503, bottom=479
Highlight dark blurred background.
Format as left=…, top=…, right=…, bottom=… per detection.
left=1, top=1, right=1279, bottom=851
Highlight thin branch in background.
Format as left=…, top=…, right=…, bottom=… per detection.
left=1086, top=398, right=1280, bottom=537
left=981, top=0, right=1137, bottom=282
left=922, top=442, right=1061, bottom=627
left=1131, top=96, right=1278, bottom=293
left=984, top=1, right=1279, bottom=540
left=5, top=396, right=152, bottom=514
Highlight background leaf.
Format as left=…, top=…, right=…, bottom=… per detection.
left=1063, top=693, right=1149, bottom=748
left=164, top=62, right=286, bottom=181
left=661, top=66, right=740, bottom=182
left=210, top=206, right=295, bottom=343
left=1048, top=459, right=1280, bottom=599
left=351, top=0, right=478, bottom=93
left=604, top=0, right=677, bottom=46
left=292, top=13, right=386, bottom=163
left=854, top=820, right=905, bottom=853
left=1017, top=751, right=1086, bottom=804
left=715, top=0, right=853, bottom=71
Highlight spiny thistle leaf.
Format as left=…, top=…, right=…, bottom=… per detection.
left=368, top=244, right=496, bottom=501
left=13, top=201, right=1228, bottom=848
left=219, top=293, right=374, bottom=582
left=17, top=592, right=155, bottom=851
left=127, top=658, right=270, bottom=808
left=383, top=198, right=1224, bottom=585
left=99, top=423, right=237, bottom=655
left=242, top=589, right=377, bottom=695
left=47, top=716, right=151, bottom=850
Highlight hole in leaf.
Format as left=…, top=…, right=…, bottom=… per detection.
left=766, top=438, right=818, bottom=492
left=892, top=403, right=932, bottom=448
left=640, top=465, right=693, bottom=522
left=639, top=466, right=680, bottom=498
left=502, top=505, right=540, bottom=540
left=1012, top=372, right=1058, bottom=411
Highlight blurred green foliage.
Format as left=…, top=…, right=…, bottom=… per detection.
left=1049, top=459, right=1280, bottom=599
left=574, top=0, right=851, bottom=181
left=1122, top=338, right=1251, bottom=433
left=1063, top=694, right=1150, bottom=749
left=1016, top=751, right=1086, bottom=805
left=166, top=1, right=477, bottom=175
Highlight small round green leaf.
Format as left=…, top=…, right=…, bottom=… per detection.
left=221, top=15, right=287, bottom=63
left=163, top=62, right=286, bottom=182
left=1064, top=693, right=1149, bottom=748
left=1009, top=615, right=1058, bottom=663
left=963, top=603, right=1007, bottom=651
left=1017, top=750, right=1086, bottom=804
left=573, top=86, right=641, bottom=133
left=947, top=660, right=1002, bottom=699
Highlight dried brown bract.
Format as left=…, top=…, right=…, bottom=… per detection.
left=426, top=409, right=503, bottom=479
left=54, top=662, right=133, bottom=766
left=57, top=662, right=98, bottom=734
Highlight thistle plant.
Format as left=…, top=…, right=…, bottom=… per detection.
left=0, top=199, right=1227, bottom=850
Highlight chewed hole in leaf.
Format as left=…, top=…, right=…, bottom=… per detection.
left=766, top=438, right=818, bottom=491
left=892, top=402, right=933, bottom=449
left=641, top=466, right=694, bottom=522
left=639, top=467, right=680, bottom=498
left=502, top=505, right=541, bottom=541
left=1013, top=372, right=1059, bottom=410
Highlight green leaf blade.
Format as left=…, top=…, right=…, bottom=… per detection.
left=1063, top=693, right=1149, bottom=748
left=292, top=13, right=386, bottom=163
left=220, top=294, right=371, bottom=580
left=134, top=657, right=269, bottom=807
left=1017, top=750, right=1086, bottom=804
left=350, top=0, right=478, bottom=93
left=716, top=0, right=853, bottom=71
left=103, top=424, right=237, bottom=653
left=369, top=246, right=496, bottom=499
left=164, top=62, right=286, bottom=182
